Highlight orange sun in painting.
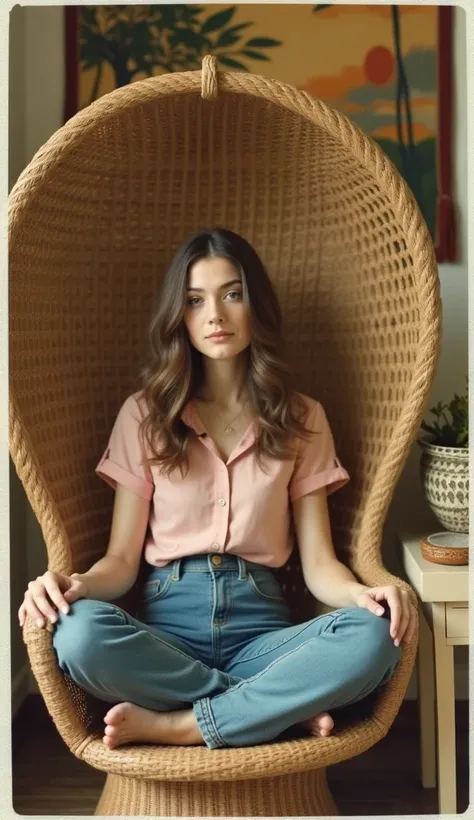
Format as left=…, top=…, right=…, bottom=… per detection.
left=364, top=46, right=395, bottom=85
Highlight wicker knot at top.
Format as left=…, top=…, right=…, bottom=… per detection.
left=201, top=54, right=218, bottom=100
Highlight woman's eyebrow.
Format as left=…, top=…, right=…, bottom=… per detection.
left=187, top=278, right=242, bottom=292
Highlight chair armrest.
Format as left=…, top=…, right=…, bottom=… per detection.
left=355, top=562, right=419, bottom=609
left=22, top=615, right=94, bottom=757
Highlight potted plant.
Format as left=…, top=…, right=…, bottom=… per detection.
left=418, top=379, right=469, bottom=533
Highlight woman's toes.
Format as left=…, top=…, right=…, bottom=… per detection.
left=102, top=704, right=134, bottom=749
left=317, top=713, right=334, bottom=735
left=316, top=713, right=334, bottom=736
left=104, top=702, right=130, bottom=726
left=318, top=712, right=334, bottom=729
left=299, top=711, right=334, bottom=737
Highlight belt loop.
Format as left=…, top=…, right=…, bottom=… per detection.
left=237, top=557, right=247, bottom=580
left=171, top=558, right=182, bottom=581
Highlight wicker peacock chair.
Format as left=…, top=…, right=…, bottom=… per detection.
left=9, top=56, right=441, bottom=816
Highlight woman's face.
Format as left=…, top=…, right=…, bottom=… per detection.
left=183, top=256, right=251, bottom=359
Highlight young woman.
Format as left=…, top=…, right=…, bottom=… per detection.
left=18, top=228, right=416, bottom=751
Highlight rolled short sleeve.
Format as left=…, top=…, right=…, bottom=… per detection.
left=289, top=401, right=350, bottom=502
left=95, top=394, right=154, bottom=500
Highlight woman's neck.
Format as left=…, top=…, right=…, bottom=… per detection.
left=195, top=387, right=249, bottom=409
left=196, top=360, right=249, bottom=408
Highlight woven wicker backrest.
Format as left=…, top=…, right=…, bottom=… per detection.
left=9, top=58, right=440, bottom=623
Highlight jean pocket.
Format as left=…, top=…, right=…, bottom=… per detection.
left=247, top=570, right=285, bottom=602
left=142, top=572, right=173, bottom=604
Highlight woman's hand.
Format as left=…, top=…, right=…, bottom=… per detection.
left=18, top=571, right=88, bottom=629
left=352, top=584, right=417, bottom=647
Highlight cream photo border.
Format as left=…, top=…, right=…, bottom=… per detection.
left=0, top=1, right=472, bottom=819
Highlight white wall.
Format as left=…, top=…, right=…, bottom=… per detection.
left=9, top=6, right=468, bottom=709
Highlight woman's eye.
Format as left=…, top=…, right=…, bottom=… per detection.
left=187, top=291, right=242, bottom=306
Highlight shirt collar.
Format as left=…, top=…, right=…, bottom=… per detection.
left=182, top=400, right=206, bottom=435
left=182, top=400, right=258, bottom=461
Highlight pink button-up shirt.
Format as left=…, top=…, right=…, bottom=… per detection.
left=95, top=392, right=350, bottom=568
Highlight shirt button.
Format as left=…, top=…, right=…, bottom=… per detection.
left=211, top=542, right=220, bottom=550
left=211, top=555, right=222, bottom=566
left=217, top=498, right=226, bottom=506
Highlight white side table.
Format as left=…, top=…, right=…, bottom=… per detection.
left=398, top=531, right=469, bottom=815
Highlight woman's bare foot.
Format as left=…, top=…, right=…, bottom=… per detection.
left=298, top=711, right=334, bottom=738
left=102, top=702, right=205, bottom=750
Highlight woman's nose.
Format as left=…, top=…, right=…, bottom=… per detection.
left=207, top=298, right=224, bottom=323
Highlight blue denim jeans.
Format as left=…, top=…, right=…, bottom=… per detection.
left=53, top=553, right=400, bottom=749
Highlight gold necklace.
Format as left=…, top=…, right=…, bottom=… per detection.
left=198, top=398, right=250, bottom=435
left=216, top=401, right=249, bottom=434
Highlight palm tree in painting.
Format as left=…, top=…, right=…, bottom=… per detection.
left=390, top=5, right=422, bottom=207
left=313, top=5, right=424, bottom=215
left=79, top=5, right=281, bottom=106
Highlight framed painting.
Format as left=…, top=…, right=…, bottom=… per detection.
left=65, top=4, right=456, bottom=261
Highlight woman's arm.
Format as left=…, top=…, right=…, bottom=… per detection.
left=73, top=484, right=151, bottom=602
left=291, top=487, right=366, bottom=608
left=291, top=487, right=417, bottom=646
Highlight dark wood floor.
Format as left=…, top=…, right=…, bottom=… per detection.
left=12, top=695, right=469, bottom=815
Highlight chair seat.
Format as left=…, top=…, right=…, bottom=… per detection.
left=79, top=718, right=383, bottom=780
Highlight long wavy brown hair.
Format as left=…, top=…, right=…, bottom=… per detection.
left=137, top=227, right=314, bottom=478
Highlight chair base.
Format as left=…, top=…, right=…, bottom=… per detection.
left=95, top=769, right=338, bottom=816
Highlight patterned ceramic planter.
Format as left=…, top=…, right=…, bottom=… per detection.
left=418, top=437, right=469, bottom=533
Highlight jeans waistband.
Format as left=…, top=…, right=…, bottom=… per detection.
left=151, top=553, right=270, bottom=581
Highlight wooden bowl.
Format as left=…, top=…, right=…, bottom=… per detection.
left=420, top=532, right=469, bottom=565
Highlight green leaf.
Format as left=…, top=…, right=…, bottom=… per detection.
left=80, top=8, right=99, bottom=28
left=106, top=22, right=123, bottom=40
left=424, top=380, right=469, bottom=446
left=169, top=28, right=209, bottom=50
left=456, top=429, right=468, bottom=446
left=128, top=22, right=155, bottom=58
left=180, top=5, right=206, bottom=22
left=82, top=58, right=100, bottom=70
left=224, top=22, right=253, bottom=35
left=79, top=26, right=102, bottom=44
left=79, top=33, right=107, bottom=62
left=420, top=421, right=438, bottom=436
left=313, top=4, right=333, bottom=10
left=217, top=55, right=248, bottom=70
left=244, top=37, right=281, bottom=47
left=153, top=6, right=183, bottom=29
left=201, top=6, right=236, bottom=35
left=214, top=30, right=241, bottom=48
left=240, top=49, right=271, bottom=61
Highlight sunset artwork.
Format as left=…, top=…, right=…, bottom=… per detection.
left=299, top=4, right=445, bottom=253
left=65, top=4, right=455, bottom=260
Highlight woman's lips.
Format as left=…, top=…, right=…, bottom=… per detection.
left=208, top=333, right=233, bottom=343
